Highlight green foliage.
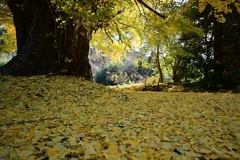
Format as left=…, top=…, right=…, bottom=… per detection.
left=94, top=64, right=119, bottom=85
left=0, top=57, right=9, bottom=66
left=94, top=53, right=154, bottom=86
left=0, top=26, right=7, bottom=49
left=0, top=2, right=16, bottom=54
left=0, top=26, right=16, bottom=54
left=94, top=63, right=138, bottom=86
left=51, top=0, right=123, bottom=30
left=178, top=1, right=240, bottom=89
left=0, top=53, right=16, bottom=67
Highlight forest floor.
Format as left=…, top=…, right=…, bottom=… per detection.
left=0, top=76, right=240, bottom=160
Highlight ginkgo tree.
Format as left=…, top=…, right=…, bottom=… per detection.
left=0, top=0, right=164, bottom=79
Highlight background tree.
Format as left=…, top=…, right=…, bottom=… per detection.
left=180, top=1, right=240, bottom=88
left=138, top=0, right=202, bottom=84
left=178, top=3, right=215, bottom=87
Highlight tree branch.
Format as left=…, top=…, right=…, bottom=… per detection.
left=136, top=0, right=166, bottom=20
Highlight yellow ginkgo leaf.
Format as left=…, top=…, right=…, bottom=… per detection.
left=18, top=150, right=33, bottom=158
left=235, top=117, right=240, bottom=122
left=92, top=141, right=102, bottom=152
left=106, top=144, right=119, bottom=154
left=125, top=139, right=140, bottom=149
left=84, top=146, right=96, bottom=159
left=46, top=148, right=61, bottom=157
left=69, top=136, right=77, bottom=146
left=102, top=143, right=123, bottom=159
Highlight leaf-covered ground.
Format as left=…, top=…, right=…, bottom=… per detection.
left=0, top=76, right=239, bottom=160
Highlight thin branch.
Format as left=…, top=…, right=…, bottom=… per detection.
left=113, top=21, right=124, bottom=43
left=133, top=0, right=145, bottom=16
left=104, top=28, right=114, bottom=44
left=136, top=0, right=166, bottom=20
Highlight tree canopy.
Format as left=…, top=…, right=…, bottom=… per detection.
left=195, top=0, right=240, bottom=23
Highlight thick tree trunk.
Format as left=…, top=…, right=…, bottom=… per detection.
left=221, top=11, right=240, bottom=86
left=213, top=21, right=224, bottom=83
left=0, top=0, right=92, bottom=80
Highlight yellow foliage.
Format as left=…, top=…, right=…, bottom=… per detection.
left=235, top=1, right=240, bottom=13
left=90, top=1, right=144, bottom=63
left=2, top=23, right=15, bottom=36
left=0, top=4, right=16, bottom=54
left=192, top=0, right=240, bottom=23
left=1, top=22, right=17, bottom=53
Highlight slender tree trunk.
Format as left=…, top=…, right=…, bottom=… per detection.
left=172, top=57, right=182, bottom=83
left=0, top=0, right=92, bottom=80
left=156, top=46, right=163, bottom=87
left=204, top=29, right=214, bottom=81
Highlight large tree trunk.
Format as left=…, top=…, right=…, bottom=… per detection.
left=221, top=10, right=240, bottom=86
left=213, top=21, right=224, bottom=83
left=0, top=0, right=92, bottom=80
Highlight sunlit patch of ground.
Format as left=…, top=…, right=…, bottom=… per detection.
left=0, top=76, right=239, bottom=159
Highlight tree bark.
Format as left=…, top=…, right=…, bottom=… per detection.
left=156, top=46, right=163, bottom=87
left=221, top=10, right=240, bottom=86
left=0, top=0, right=92, bottom=80
left=213, top=21, right=224, bottom=83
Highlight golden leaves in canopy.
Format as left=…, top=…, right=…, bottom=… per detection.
left=194, top=0, right=240, bottom=23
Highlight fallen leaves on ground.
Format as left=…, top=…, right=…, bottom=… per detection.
left=0, top=76, right=239, bottom=160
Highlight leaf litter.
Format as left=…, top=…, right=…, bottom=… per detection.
left=0, top=76, right=239, bottom=160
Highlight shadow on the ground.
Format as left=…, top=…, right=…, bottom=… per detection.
left=117, top=83, right=240, bottom=93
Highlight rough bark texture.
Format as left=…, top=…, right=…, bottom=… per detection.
left=0, top=0, right=92, bottom=80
